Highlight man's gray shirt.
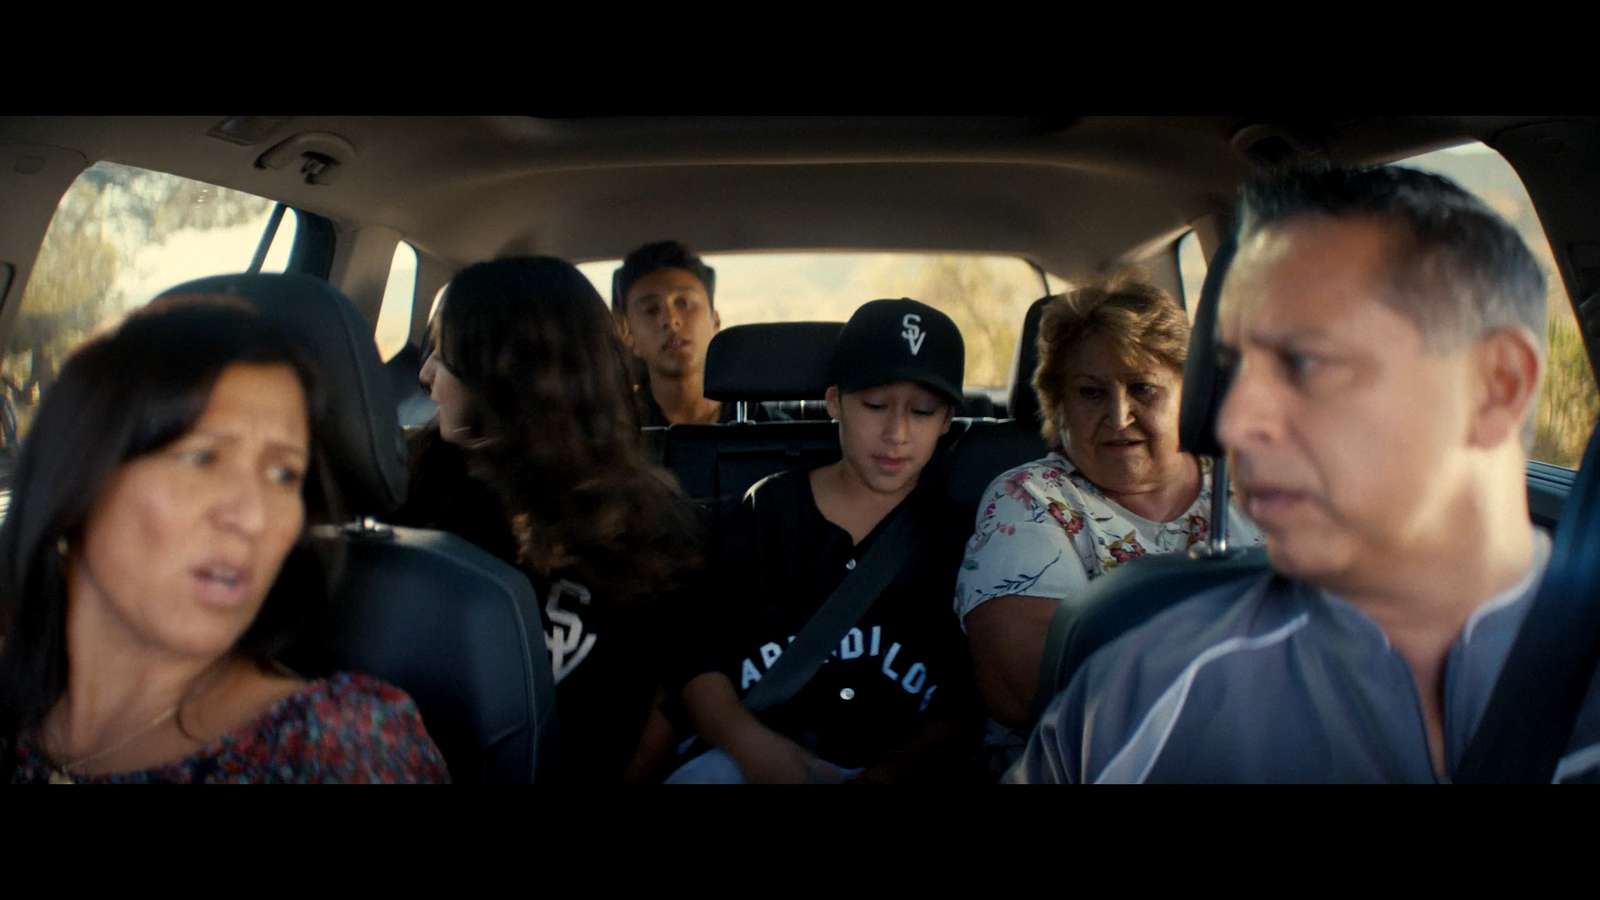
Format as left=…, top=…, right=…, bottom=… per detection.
left=1007, top=529, right=1600, bottom=783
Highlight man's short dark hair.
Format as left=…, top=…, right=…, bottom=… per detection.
left=611, top=240, right=716, bottom=316
left=1237, top=164, right=1548, bottom=358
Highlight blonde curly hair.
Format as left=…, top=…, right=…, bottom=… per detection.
left=1031, top=271, right=1190, bottom=446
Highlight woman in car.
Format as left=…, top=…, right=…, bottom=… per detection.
left=0, top=301, right=449, bottom=783
left=955, top=272, right=1264, bottom=777
left=666, top=299, right=981, bottom=784
left=401, top=257, right=702, bottom=784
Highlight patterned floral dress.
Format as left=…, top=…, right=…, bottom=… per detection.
left=954, top=449, right=1265, bottom=775
left=7, top=672, right=450, bottom=784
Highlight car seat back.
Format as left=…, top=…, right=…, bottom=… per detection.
left=158, top=272, right=562, bottom=783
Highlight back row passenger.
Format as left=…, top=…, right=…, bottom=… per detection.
left=406, top=246, right=1234, bottom=783
left=397, top=258, right=703, bottom=783
left=409, top=256, right=994, bottom=781
left=612, top=240, right=776, bottom=426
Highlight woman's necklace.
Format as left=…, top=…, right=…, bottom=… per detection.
left=47, top=705, right=179, bottom=784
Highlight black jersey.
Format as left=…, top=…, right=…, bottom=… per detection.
left=677, top=466, right=981, bottom=769
left=399, top=423, right=676, bottom=783
left=534, top=574, right=672, bottom=783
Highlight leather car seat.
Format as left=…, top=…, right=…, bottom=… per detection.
left=156, top=272, right=563, bottom=783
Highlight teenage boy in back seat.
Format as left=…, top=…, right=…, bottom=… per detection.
left=664, top=300, right=982, bottom=783
left=613, top=241, right=775, bottom=426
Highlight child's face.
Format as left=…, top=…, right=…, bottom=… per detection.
left=826, top=381, right=953, bottom=496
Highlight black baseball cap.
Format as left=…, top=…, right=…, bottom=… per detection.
left=828, top=298, right=965, bottom=407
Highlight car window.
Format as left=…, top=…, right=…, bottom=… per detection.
left=375, top=241, right=418, bottom=362
left=578, top=252, right=1050, bottom=392
left=1391, top=142, right=1598, bottom=470
left=4, top=160, right=292, bottom=442
left=1177, top=230, right=1206, bottom=323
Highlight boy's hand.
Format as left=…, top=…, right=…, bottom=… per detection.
left=727, top=727, right=847, bottom=784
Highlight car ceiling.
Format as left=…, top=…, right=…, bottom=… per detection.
left=0, top=115, right=1578, bottom=278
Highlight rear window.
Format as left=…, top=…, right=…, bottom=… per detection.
left=1390, top=142, right=1598, bottom=470
left=1177, top=230, right=1206, bottom=323
left=5, top=160, right=293, bottom=441
left=579, top=252, right=1051, bottom=392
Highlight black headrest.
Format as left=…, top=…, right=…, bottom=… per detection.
left=1179, top=237, right=1240, bottom=458
left=156, top=272, right=408, bottom=517
left=704, top=322, right=844, bottom=402
left=1007, top=296, right=1051, bottom=426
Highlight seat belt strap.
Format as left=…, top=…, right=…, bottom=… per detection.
left=1456, top=436, right=1600, bottom=783
left=742, top=498, right=927, bottom=714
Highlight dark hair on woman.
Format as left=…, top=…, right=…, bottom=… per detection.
left=0, top=300, right=345, bottom=751
left=436, top=257, right=701, bottom=601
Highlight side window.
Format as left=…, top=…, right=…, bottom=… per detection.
left=1177, top=230, right=1206, bottom=323
left=257, top=206, right=299, bottom=274
left=1393, top=143, right=1598, bottom=470
left=5, top=161, right=290, bottom=441
left=375, top=241, right=418, bottom=362
left=430, top=283, right=448, bottom=323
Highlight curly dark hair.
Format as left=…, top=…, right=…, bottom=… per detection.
left=1032, top=271, right=1190, bottom=447
left=435, top=257, right=702, bottom=601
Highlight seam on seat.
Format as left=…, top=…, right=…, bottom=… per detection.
left=1552, top=742, right=1600, bottom=782
left=1094, top=613, right=1310, bottom=784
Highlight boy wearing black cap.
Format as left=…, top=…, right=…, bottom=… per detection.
left=613, top=241, right=774, bottom=426
left=665, top=299, right=981, bottom=783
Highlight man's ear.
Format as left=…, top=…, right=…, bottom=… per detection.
left=711, top=307, right=722, bottom=333
left=940, top=403, right=955, bottom=435
left=825, top=385, right=842, bottom=421
left=616, top=313, right=638, bottom=351
left=1468, top=326, right=1542, bottom=450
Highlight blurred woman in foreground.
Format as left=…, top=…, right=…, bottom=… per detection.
left=0, top=301, right=448, bottom=783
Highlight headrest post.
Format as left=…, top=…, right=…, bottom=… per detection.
left=736, top=401, right=749, bottom=424
left=1209, top=454, right=1231, bottom=556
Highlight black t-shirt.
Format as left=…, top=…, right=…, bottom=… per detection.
left=534, top=574, right=671, bottom=784
left=392, top=423, right=518, bottom=564
left=676, top=466, right=981, bottom=769
left=397, top=424, right=674, bottom=783
left=633, top=378, right=779, bottom=427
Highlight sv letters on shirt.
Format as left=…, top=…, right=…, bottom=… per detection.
left=545, top=579, right=597, bottom=685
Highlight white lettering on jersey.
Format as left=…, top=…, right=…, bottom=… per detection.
left=840, top=627, right=864, bottom=660
left=881, top=642, right=902, bottom=680
left=544, top=579, right=597, bottom=685
left=741, top=658, right=763, bottom=690
left=920, top=685, right=937, bottom=712
left=901, top=662, right=927, bottom=694
left=901, top=314, right=925, bottom=355
left=870, top=626, right=882, bottom=656
left=759, top=642, right=784, bottom=668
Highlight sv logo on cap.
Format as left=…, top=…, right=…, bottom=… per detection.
left=901, top=314, right=925, bottom=355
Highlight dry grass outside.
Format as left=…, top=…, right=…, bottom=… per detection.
left=1533, top=310, right=1599, bottom=469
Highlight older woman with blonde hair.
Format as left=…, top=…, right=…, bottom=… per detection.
left=954, top=271, right=1263, bottom=775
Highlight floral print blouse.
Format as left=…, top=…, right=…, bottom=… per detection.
left=8, top=672, right=450, bottom=784
left=954, top=449, right=1265, bottom=628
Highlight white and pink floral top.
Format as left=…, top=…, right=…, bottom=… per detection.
left=954, top=449, right=1265, bottom=630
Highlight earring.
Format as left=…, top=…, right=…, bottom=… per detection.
left=56, top=536, right=68, bottom=557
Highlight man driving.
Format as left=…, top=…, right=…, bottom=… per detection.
left=1008, top=164, right=1600, bottom=783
